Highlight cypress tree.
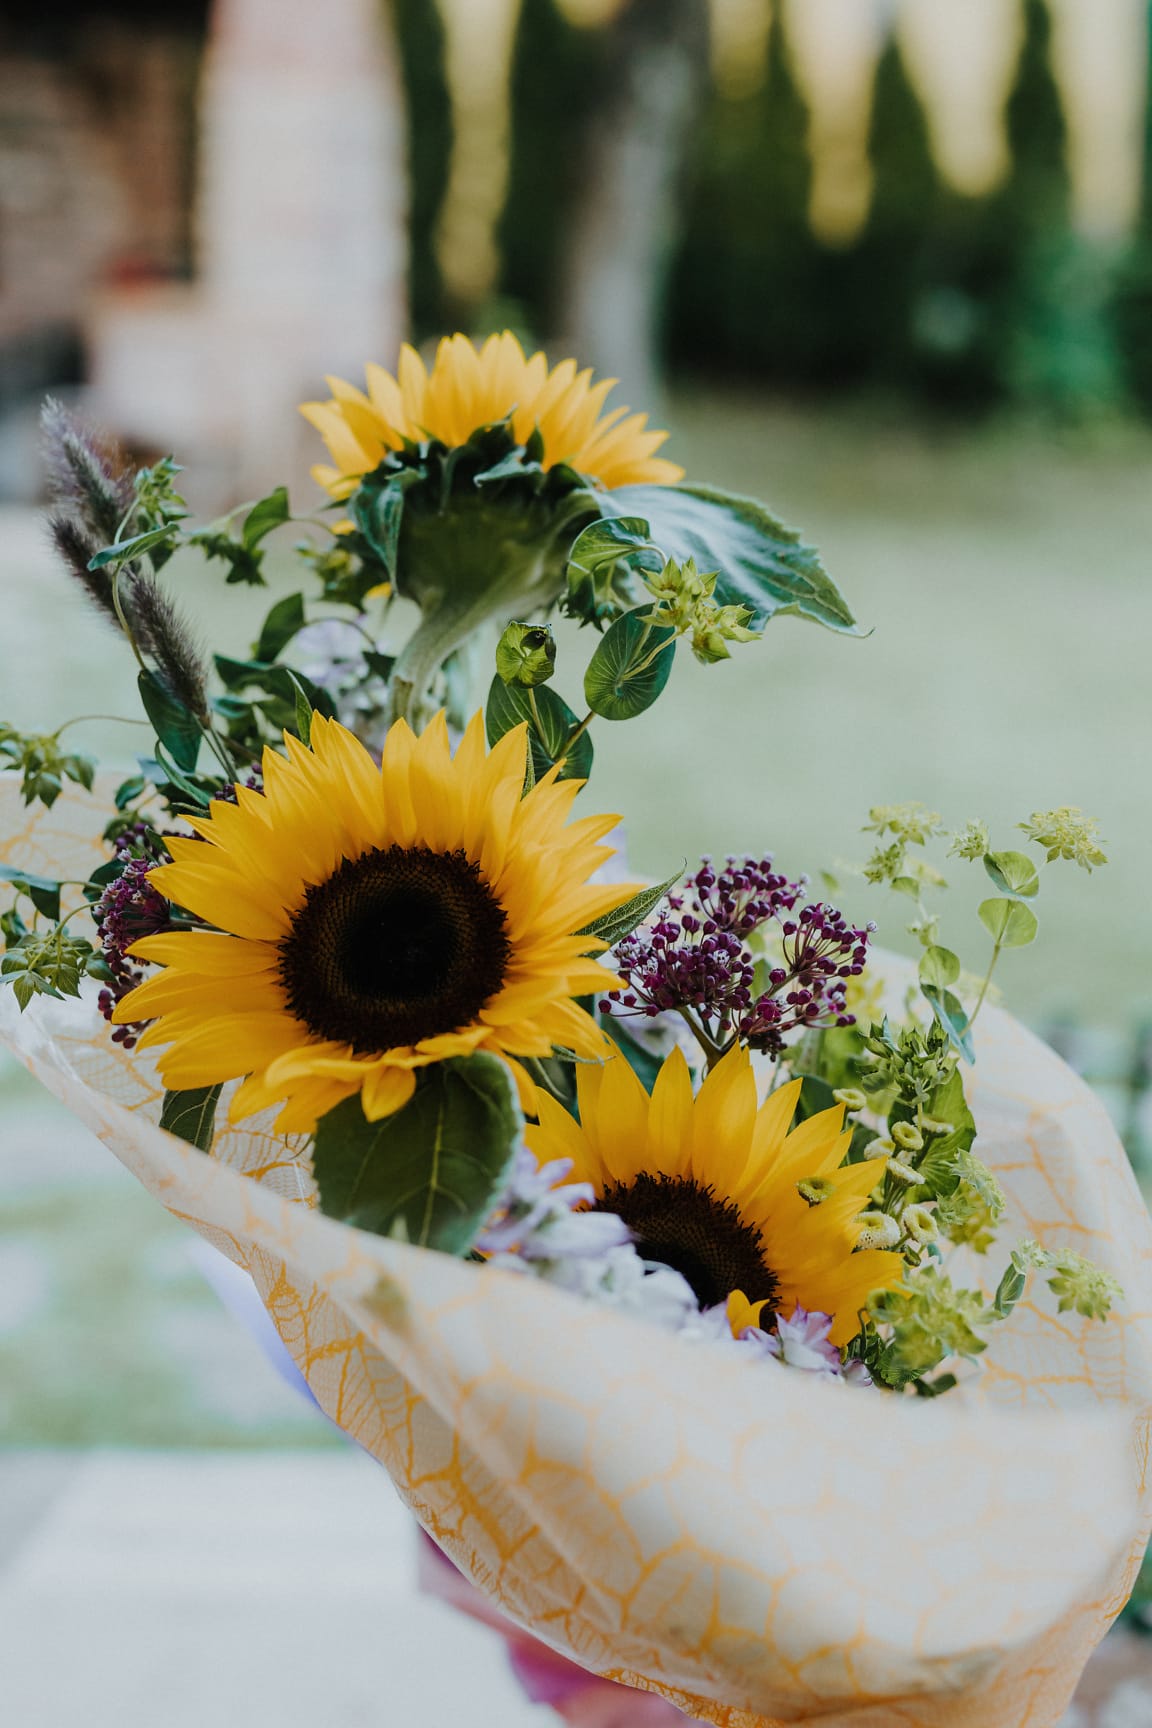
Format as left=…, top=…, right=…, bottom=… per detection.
left=1111, top=2, right=1152, bottom=415
left=498, top=0, right=606, bottom=336
left=392, top=0, right=453, bottom=337
left=847, top=33, right=942, bottom=385
left=995, top=0, right=1121, bottom=415
left=668, top=7, right=816, bottom=379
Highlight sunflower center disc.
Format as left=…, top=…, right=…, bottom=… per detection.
left=278, top=845, right=510, bottom=1053
left=598, top=1173, right=779, bottom=1312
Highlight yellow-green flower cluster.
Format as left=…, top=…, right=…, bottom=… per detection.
left=642, top=558, right=760, bottom=664
left=936, top=1152, right=1006, bottom=1254
left=1018, top=807, right=1108, bottom=871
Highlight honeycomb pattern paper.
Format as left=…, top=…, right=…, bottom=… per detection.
left=3, top=777, right=1151, bottom=1727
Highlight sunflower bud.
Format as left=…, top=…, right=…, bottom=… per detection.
left=496, top=621, right=557, bottom=688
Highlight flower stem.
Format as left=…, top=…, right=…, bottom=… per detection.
left=968, top=941, right=1003, bottom=1030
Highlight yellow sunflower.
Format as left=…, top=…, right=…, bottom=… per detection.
left=114, top=712, right=637, bottom=1135
left=300, top=330, right=683, bottom=498
left=527, top=1044, right=904, bottom=1346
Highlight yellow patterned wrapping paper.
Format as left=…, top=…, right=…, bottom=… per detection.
left=3, top=777, right=1152, bottom=1727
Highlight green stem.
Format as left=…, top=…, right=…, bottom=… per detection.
left=110, top=566, right=148, bottom=674
left=677, top=1007, right=728, bottom=1072
left=521, top=1055, right=571, bottom=1105
left=559, top=711, right=594, bottom=765
left=54, top=714, right=150, bottom=736
left=968, top=941, right=1003, bottom=1029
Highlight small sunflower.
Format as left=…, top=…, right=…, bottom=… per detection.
left=300, top=330, right=683, bottom=498
left=527, top=1045, right=904, bottom=1346
left=114, top=712, right=636, bottom=1135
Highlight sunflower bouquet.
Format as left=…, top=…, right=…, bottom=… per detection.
left=2, top=334, right=1151, bottom=1728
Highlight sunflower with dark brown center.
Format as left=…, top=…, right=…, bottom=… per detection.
left=526, top=1044, right=904, bottom=1346
left=114, top=711, right=637, bottom=1134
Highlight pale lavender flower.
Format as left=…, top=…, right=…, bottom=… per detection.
left=477, top=1147, right=630, bottom=1260
left=763, top=1306, right=845, bottom=1376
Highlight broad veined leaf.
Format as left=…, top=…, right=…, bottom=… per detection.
left=978, top=897, right=1039, bottom=948
left=983, top=850, right=1040, bottom=899
left=918, top=945, right=961, bottom=990
left=311, top=1053, right=522, bottom=1252
left=604, top=483, right=859, bottom=634
left=583, top=607, right=676, bottom=722
left=160, top=1085, right=223, bottom=1152
left=137, top=668, right=201, bottom=772
left=485, top=677, right=593, bottom=782
left=565, top=514, right=665, bottom=627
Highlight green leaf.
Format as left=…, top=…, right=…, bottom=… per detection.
left=137, top=669, right=201, bottom=772
left=989, top=1252, right=1029, bottom=1321
left=255, top=593, right=307, bottom=664
left=88, top=526, right=180, bottom=570
left=311, top=1053, right=522, bottom=1252
left=983, top=850, right=1040, bottom=899
left=920, top=984, right=975, bottom=1063
left=600, top=1017, right=663, bottom=1092
left=605, top=483, right=859, bottom=634
left=241, top=486, right=291, bottom=550
left=159, top=1085, right=223, bottom=1152
left=565, top=515, right=665, bottom=628
left=978, top=897, right=1039, bottom=948
left=352, top=469, right=421, bottom=575
left=495, top=621, right=556, bottom=688
left=485, top=677, right=593, bottom=783
left=286, top=671, right=313, bottom=747
left=919, top=945, right=961, bottom=990
left=584, top=607, right=676, bottom=722
left=0, top=865, right=62, bottom=922
left=578, top=870, right=681, bottom=949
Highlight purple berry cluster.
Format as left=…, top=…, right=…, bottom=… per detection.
left=94, top=823, right=172, bottom=1049
left=600, top=855, right=872, bottom=1058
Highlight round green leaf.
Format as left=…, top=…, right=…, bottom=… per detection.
left=919, top=945, right=961, bottom=989
left=983, top=850, right=1040, bottom=899
left=978, top=897, right=1039, bottom=948
left=485, top=677, right=593, bottom=782
left=311, top=1053, right=522, bottom=1253
left=583, top=607, right=676, bottom=722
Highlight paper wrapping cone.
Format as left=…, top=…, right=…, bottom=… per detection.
left=3, top=778, right=1151, bottom=1728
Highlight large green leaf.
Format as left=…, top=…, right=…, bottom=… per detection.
left=0, top=865, right=62, bottom=922
left=160, top=1085, right=222, bottom=1152
left=583, top=607, right=676, bottom=722
left=983, top=850, right=1040, bottom=899
left=605, top=483, right=859, bottom=634
left=485, top=677, right=593, bottom=782
left=565, top=515, right=665, bottom=627
left=978, top=897, right=1039, bottom=948
left=311, top=1053, right=522, bottom=1252
left=242, top=486, right=291, bottom=550
left=255, top=592, right=307, bottom=664
left=137, top=668, right=201, bottom=772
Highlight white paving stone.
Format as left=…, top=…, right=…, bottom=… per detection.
left=0, top=1449, right=555, bottom=1727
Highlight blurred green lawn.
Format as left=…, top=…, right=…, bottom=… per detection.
left=2, top=393, right=1150, bottom=1442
